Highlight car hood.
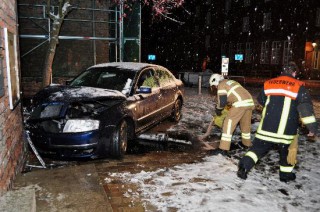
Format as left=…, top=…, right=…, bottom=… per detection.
left=33, top=85, right=126, bottom=103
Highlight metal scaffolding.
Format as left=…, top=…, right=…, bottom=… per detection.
left=18, top=1, right=141, bottom=63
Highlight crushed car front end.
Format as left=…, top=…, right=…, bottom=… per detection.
left=25, top=86, right=128, bottom=159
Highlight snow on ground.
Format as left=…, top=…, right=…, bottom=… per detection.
left=106, top=86, right=320, bottom=212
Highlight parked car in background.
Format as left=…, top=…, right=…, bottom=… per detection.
left=25, top=62, right=184, bottom=159
left=179, top=69, right=213, bottom=87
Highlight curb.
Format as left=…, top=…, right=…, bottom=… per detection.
left=0, top=187, right=36, bottom=212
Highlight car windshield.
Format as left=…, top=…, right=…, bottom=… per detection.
left=70, top=67, right=136, bottom=94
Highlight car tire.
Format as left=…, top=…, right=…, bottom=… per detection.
left=171, top=98, right=182, bottom=122
left=110, top=120, right=128, bottom=158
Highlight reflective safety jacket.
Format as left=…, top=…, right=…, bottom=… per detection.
left=256, top=74, right=318, bottom=144
left=217, top=79, right=254, bottom=110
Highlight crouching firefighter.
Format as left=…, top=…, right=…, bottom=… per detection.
left=209, top=74, right=255, bottom=156
left=237, top=62, right=318, bottom=182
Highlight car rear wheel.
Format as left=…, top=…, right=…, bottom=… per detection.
left=171, top=98, right=182, bottom=122
left=110, top=120, right=128, bottom=158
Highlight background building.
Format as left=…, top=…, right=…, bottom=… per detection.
left=145, top=0, right=320, bottom=79
left=216, top=0, right=320, bottom=78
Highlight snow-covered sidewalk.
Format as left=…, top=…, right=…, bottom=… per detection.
left=105, top=87, right=320, bottom=212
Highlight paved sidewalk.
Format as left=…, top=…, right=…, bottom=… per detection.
left=13, top=164, right=113, bottom=212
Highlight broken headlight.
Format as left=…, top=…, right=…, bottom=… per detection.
left=63, top=119, right=100, bottom=133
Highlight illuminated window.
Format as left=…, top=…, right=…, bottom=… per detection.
left=271, top=41, right=281, bottom=64
left=283, top=40, right=293, bottom=65
left=260, top=41, right=270, bottom=64
left=313, top=51, right=320, bottom=70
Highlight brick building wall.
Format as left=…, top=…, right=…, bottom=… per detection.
left=0, top=0, right=26, bottom=196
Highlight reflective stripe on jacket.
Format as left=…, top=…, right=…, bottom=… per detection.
left=217, top=79, right=254, bottom=109
left=257, top=75, right=317, bottom=144
left=264, top=75, right=304, bottom=100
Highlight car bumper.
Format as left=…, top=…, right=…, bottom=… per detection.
left=29, top=130, right=103, bottom=159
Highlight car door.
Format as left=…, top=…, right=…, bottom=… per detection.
left=130, top=68, right=161, bottom=132
left=157, top=68, right=177, bottom=118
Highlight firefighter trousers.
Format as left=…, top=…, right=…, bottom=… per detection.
left=219, top=105, right=254, bottom=150
left=238, top=138, right=296, bottom=181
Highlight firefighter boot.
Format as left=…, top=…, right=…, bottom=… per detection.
left=280, top=172, right=296, bottom=183
left=237, top=166, right=248, bottom=180
left=241, top=139, right=252, bottom=148
left=210, top=149, right=230, bottom=157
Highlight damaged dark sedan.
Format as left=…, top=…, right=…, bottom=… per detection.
left=26, top=62, right=184, bottom=159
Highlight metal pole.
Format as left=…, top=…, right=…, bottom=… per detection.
left=119, top=0, right=124, bottom=62
left=139, top=3, right=141, bottom=62
left=92, top=0, right=96, bottom=64
left=198, top=75, right=202, bottom=95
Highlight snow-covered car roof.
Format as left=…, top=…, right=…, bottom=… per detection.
left=89, top=62, right=159, bottom=72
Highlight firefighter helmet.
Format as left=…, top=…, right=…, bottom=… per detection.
left=282, top=62, right=298, bottom=74
left=209, top=74, right=224, bottom=86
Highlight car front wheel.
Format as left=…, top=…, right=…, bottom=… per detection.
left=171, top=98, right=182, bottom=122
left=110, top=120, right=128, bottom=158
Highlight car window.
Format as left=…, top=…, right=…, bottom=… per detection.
left=70, top=67, right=135, bottom=93
left=156, top=68, right=175, bottom=86
left=137, top=69, right=160, bottom=88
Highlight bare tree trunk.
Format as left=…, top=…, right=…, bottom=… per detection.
left=41, top=0, right=71, bottom=88
left=42, top=23, right=62, bottom=87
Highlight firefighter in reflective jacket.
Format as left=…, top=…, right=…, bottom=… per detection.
left=209, top=74, right=255, bottom=155
left=237, top=62, right=318, bottom=182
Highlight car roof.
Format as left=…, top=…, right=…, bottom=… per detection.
left=88, top=62, right=159, bottom=72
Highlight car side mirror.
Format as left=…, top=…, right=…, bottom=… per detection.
left=138, top=86, right=152, bottom=94
left=65, top=79, right=72, bottom=85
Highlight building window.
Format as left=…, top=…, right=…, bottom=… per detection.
left=195, top=6, right=200, bottom=18
left=313, top=50, right=320, bottom=70
left=244, top=0, right=250, bottom=7
left=263, top=13, right=271, bottom=30
left=225, top=0, right=231, bottom=12
left=4, top=28, right=20, bottom=109
left=236, top=43, right=244, bottom=54
left=283, top=40, right=293, bottom=65
left=260, top=41, right=270, bottom=64
left=271, top=41, right=281, bottom=65
left=224, top=20, right=230, bottom=35
left=0, top=28, right=4, bottom=97
left=243, top=17, right=249, bottom=32
left=316, top=8, right=320, bottom=27
left=229, top=42, right=235, bottom=62
left=221, top=43, right=227, bottom=56
left=245, top=42, right=252, bottom=64
left=206, top=12, right=211, bottom=26
left=205, top=35, right=211, bottom=51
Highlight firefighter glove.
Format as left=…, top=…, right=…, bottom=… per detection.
left=215, top=107, right=223, bottom=116
left=287, top=135, right=298, bottom=165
